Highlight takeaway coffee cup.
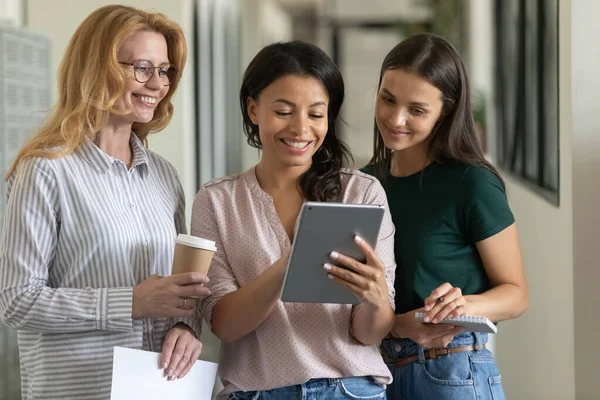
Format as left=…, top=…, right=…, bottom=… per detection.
left=171, top=234, right=217, bottom=276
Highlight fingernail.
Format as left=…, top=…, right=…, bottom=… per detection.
left=167, top=370, right=173, bottom=377
left=425, top=305, right=431, bottom=311
left=162, top=362, right=167, bottom=369
left=323, top=263, right=332, bottom=270
left=328, top=274, right=334, bottom=280
left=354, top=235, right=363, bottom=243
left=433, top=318, right=438, bottom=324
left=424, top=316, right=431, bottom=322
left=330, top=251, right=339, bottom=259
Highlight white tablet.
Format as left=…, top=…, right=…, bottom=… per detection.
left=280, top=202, right=385, bottom=304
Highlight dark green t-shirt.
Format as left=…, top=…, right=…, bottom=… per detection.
left=361, top=160, right=514, bottom=314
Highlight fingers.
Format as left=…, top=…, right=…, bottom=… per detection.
left=429, top=298, right=461, bottom=323
left=176, top=342, right=202, bottom=379
left=324, top=261, right=370, bottom=288
left=424, top=286, right=463, bottom=323
left=165, top=337, right=187, bottom=380
left=178, top=285, right=211, bottom=298
left=421, top=321, right=459, bottom=337
left=432, top=327, right=464, bottom=349
left=418, top=326, right=464, bottom=349
left=448, top=304, right=468, bottom=319
left=160, top=330, right=176, bottom=371
left=424, top=282, right=454, bottom=310
left=352, top=235, right=383, bottom=268
left=326, top=272, right=368, bottom=300
left=169, top=272, right=210, bottom=286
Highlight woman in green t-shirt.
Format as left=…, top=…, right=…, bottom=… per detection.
left=362, top=33, right=529, bottom=400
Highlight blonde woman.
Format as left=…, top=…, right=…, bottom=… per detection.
left=0, top=5, right=207, bottom=399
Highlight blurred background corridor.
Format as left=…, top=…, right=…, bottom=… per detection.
left=0, top=0, right=598, bottom=399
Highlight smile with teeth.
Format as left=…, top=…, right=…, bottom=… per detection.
left=281, top=139, right=311, bottom=149
left=133, top=94, right=157, bottom=105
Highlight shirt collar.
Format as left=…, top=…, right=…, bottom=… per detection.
left=79, top=132, right=149, bottom=174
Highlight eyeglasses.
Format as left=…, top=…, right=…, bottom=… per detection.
left=118, top=60, right=179, bottom=86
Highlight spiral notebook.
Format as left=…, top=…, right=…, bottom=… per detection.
left=414, top=312, right=497, bottom=334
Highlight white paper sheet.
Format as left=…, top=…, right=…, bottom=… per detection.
left=110, top=346, right=218, bottom=400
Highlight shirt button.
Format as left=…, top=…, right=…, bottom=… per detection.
left=148, top=324, right=153, bottom=330
left=394, top=343, right=403, bottom=352
left=130, top=203, right=135, bottom=208
left=142, top=241, right=148, bottom=247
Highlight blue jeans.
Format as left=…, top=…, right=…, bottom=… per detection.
left=228, top=377, right=386, bottom=400
left=381, top=332, right=505, bottom=400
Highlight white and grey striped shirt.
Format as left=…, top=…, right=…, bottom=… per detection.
left=0, top=134, right=201, bottom=399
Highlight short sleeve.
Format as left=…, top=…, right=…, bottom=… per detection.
left=462, top=167, right=515, bottom=243
left=362, top=179, right=396, bottom=309
left=191, top=187, right=239, bottom=330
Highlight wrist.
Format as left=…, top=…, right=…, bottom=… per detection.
left=391, top=312, right=409, bottom=338
left=174, top=322, right=195, bottom=337
left=364, top=297, right=390, bottom=313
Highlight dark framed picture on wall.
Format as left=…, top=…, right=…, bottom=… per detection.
left=493, top=0, right=559, bottom=205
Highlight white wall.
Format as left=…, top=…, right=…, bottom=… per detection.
left=26, top=0, right=197, bottom=221
left=571, top=1, right=600, bottom=398
left=322, top=0, right=431, bottom=23
left=338, top=27, right=402, bottom=168
left=497, top=1, right=576, bottom=398
left=239, top=0, right=292, bottom=171
left=466, top=0, right=495, bottom=160
left=482, top=0, right=600, bottom=399
left=0, top=0, right=22, bottom=25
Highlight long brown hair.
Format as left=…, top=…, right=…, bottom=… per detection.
left=6, top=5, right=187, bottom=179
left=369, top=33, right=504, bottom=189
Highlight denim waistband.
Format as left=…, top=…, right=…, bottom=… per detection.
left=381, top=331, right=488, bottom=359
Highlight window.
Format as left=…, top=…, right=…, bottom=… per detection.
left=493, top=0, right=560, bottom=205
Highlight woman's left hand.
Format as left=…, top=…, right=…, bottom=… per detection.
left=160, top=323, right=203, bottom=381
left=423, top=283, right=472, bottom=323
left=324, top=235, right=389, bottom=309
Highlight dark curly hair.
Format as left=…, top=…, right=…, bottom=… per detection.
left=240, top=40, right=352, bottom=202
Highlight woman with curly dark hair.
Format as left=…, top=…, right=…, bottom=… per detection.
left=191, top=41, right=397, bottom=399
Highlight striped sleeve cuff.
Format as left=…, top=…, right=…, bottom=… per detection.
left=96, top=287, right=134, bottom=331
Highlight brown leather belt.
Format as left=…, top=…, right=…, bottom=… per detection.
left=381, top=344, right=486, bottom=368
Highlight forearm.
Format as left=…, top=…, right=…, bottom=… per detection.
left=211, top=263, right=285, bottom=344
left=351, top=303, right=395, bottom=345
left=465, top=283, right=528, bottom=322
left=0, top=286, right=134, bottom=332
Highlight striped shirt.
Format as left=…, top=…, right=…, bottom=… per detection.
left=192, top=167, right=396, bottom=399
left=0, top=134, right=201, bottom=400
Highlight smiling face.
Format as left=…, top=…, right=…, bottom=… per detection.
left=246, top=74, right=329, bottom=170
left=375, top=68, right=444, bottom=156
left=110, top=30, right=170, bottom=127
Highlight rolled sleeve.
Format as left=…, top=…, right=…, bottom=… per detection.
left=191, top=188, right=240, bottom=330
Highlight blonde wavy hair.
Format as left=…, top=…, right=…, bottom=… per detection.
left=5, top=5, right=187, bottom=179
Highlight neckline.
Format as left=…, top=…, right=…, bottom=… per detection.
left=388, top=160, right=438, bottom=180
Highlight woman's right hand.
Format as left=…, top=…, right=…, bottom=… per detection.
left=390, top=309, right=464, bottom=349
left=132, top=272, right=210, bottom=318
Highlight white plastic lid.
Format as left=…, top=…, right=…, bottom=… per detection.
left=176, top=234, right=217, bottom=252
